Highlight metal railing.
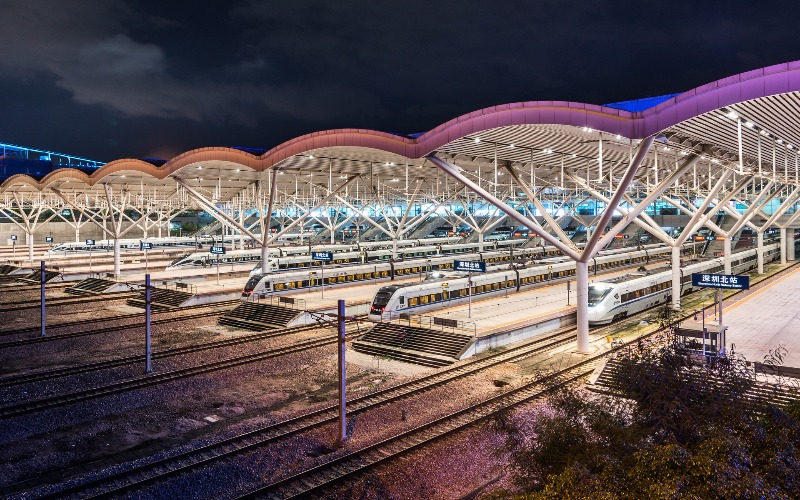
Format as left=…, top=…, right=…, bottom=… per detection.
left=379, top=310, right=477, bottom=337
left=247, top=293, right=307, bottom=310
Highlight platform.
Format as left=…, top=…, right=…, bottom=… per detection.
left=719, top=265, right=800, bottom=368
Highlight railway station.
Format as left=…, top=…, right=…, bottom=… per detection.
left=2, top=62, right=800, bottom=498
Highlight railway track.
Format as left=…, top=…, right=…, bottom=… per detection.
left=0, top=316, right=326, bottom=388
left=2, top=291, right=138, bottom=312
left=251, top=364, right=598, bottom=499
left=30, top=314, right=628, bottom=498
left=0, top=324, right=352, bottom=420
left=0, top=300, right=239, bottom=340
left=14, top=261, right=799, bottom=498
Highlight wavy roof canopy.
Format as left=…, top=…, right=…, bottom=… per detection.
left=4, top=61, right=800, bottom=205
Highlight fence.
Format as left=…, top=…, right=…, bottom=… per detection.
left=381, top=310, right=477, bottom=337
left=247, top=293, right=307, bottom=310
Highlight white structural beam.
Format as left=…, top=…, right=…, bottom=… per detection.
left=502, top=164, right=578, bottom=251
left=593, top=151, right=700, bottom=251
left=581, top=136, right=655, bottom=261
left=174, top=177, right=264, bottom=245
left=266, top=176, right=359, bottom=246
left=427, top=155, right=580, bottom=261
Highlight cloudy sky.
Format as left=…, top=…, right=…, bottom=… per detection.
left=1, top=0, right=799, bottom=162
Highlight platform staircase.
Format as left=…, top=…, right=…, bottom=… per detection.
left=65, top=278, right=118, bottom=295
left=218, top=302, right=303, bottom=330
left=0, top=264, right=19, bottom=275
left=588, top=358, right=800, bottom=409
left=126, top=287, right=194, bottom=311
left=352, top=322, right=474, bottom=367
left=17, top=269, right=61, bottom=284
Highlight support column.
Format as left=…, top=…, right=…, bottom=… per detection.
left=789, top=229, right=796, bottom=261
left=27, top=232, right=34, bottom=262
left=576, top=261, right=590, bottom=354
left=392, top=237, right=398, bottom=260
left=781, top=227, right=787, bottom=265
left=757, top=231, right=764, bottom=274
left=671, top=246, right=681, bottom=310
left=114, top=238, right=121, bottom=277
left=724, top=237, right=732, bottom=275
left=478, top=232, right=485, bottom=252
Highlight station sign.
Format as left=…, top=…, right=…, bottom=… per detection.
left=454, top=260, right=486, bottom=273
left=10, top=235, right=17, bottom=241
left=45, top=236, right=53, bottom=243
left=140, top=242, right=153, bottom=250
left=210, top=246, right=226, bottom=255
left=691, top=273, right=750, bottom=290
left=85, top=239, right=95, bottom=246
left=312, top=251, right=333, bottom=261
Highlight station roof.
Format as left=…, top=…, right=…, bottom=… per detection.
left=3, top=61, right=800, bottom=207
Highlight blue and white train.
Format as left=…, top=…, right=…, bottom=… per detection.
left=367, top=244, right=683, bottom=321
left=586, top=243, right=779, bottom=324
left=241, top=246, right=543, bottom=298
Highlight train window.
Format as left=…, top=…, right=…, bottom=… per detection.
left=421, top=295, right=429, bottom=304
left=275, top=283, right=284, bottom=291
left=399, top=296, right=405, bottom=305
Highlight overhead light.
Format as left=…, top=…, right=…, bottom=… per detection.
left=725, top=110, right=739, bottom=120
left=474, top=138, right=481, bottom=143
left=760, top=129, right=770, bottom=137
left=509, top=144, right=515, bottom=148
left=339, top=175, right=347, bottom=179
left=571, top=154, right=577, bottom=158
left=663, top=147, right=671, bottom=151
left=542, top=148, right=553, bottom=154
left=196, top=166, right=202, bottom=169
left=390, top=178, right=399, bottom=182
left=236, top=169, right=240, bottom=172
left=789, top=144, right=794, bottom=149
left=616, top=134, right=621, bottom=139
left=745, top=121, right=755, bottom=128
left=777, top=139, right=784, bottom=144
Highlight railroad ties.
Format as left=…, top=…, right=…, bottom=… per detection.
left=353, top=323, right=474, bottom=367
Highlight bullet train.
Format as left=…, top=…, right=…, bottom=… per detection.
left=586, top=243, right=779, bottom=324
left=367, top=244, right=685, bottom=320
left=46, top=236, right=202, bottom=255
left=242, top=246, right=543, bottom=298
left=163, top=236, right=466, bottom=270
left=245, top=239, right=529, bottom=275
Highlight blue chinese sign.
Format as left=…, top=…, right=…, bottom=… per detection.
left=312, top=251, right=333, bottom=261
left=140, top=242, right=153, bottom=250
left=454, top=260, right=486, bottom=273
left=85, top=239, right=95, bottom=246
left=45, top=236, right=53, bottom=243
left=210, top=246, right=226, bottom=255
left=691, top=273, right=750, bottom=290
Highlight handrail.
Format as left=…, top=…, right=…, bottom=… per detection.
left=380, top=310, right=477, bottom=337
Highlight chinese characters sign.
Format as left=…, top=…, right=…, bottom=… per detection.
left=691, top=273, right=750, bottom=290
left=454, top=260, right=486, bottom=273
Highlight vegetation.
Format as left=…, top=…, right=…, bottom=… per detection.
left=493, top=328, right=800, bottom=499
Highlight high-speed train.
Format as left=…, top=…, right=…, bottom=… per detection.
left=46, top=237, right=201, bottom=255
left=585, top=244, right=779, bottom=324
left=166, top=238, right=526, bottom=272
left=241, top=246, right=544, bottom=298
left=367, top=244, right=685, bottom=320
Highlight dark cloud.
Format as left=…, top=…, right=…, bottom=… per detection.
left=0, top=0, right=799, bottom=161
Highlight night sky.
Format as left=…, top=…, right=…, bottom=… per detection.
left=1, top=0, right=799, bottom=162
